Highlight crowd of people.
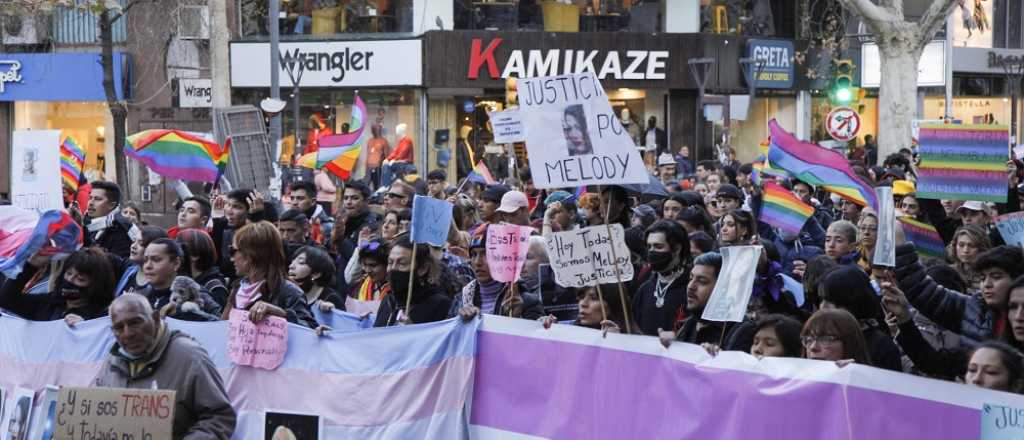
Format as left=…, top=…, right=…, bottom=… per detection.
left=3, top=144, right=1024, bottom=437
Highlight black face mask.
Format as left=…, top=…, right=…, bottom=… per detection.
left=60, top=279, right=84, bottom=301
left=647, top=250, right=675, bottom=272
left=389, top=270, right=412, bottom=302
left=293, top=275, right=315, bottom=293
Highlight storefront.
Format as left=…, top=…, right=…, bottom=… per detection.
left=946, top=47, right=1024, bottom=141
left=229, top=38, right=423, bottom=184
left=0, top=52, right=129, bottom=197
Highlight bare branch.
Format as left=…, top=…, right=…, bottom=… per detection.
left=917, top=0, right=959, bottom=48
left=836, top=0, right=897, bottom=23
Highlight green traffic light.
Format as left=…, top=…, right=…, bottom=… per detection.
left=835, top=87, right=852, bottom=103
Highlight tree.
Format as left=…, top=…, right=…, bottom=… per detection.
left=835, top=0, right=958, bottom=163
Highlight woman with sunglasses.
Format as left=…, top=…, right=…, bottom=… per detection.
left=222, top=221, right=319, bottom=329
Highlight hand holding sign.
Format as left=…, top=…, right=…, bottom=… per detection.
left=995, top=212, right=1024, bottom=247
left=545, top=224, right=634, bottom=288
left=56, top=387, right=175, bottom=440
left=486, top=223, right=533, bottom=283
left=227, top=308, right=288, bottom=370
left=410, top=195, right=453, bottom=247
left=702, top=246, right=762, bottom=323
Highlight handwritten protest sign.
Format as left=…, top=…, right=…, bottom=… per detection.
left=517, top=73, right=647, bottom=189
left=227, top=308, right=288, bottom=370
left=981, top=403, right=1024, bottom=440
left=702, top=246, right=762, bottom=323
left=916, top=124, right=1008, bottom=203
left=873, top=186, right=896, bottom=267
left=488, top=109, right=525, bottom=144
left=410, top=195, right=453, bottom=247
left=995, top=212, right=1024, bottom=247
left=11, top=130, right=63, bottom=212
left=545, top=224, right=634, bottom=288
left=55, top=387, right=175, bottom=440
left=486, top=224, right=532, bottom=283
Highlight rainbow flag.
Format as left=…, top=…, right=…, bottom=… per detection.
left=124, top=130, right=229, bottom=183
left=759, top=181, right=814, bottom=236
left=0, top=206, right=83, bottom=278
left=897, top=217, right=946, bottom=260
left=317, top=95, right=367, bottom=180
left=60, top=136, right=85, bottom=191
left=467, top=161, right=496, bottom=185
left=767, top=119, right=878, bottom=210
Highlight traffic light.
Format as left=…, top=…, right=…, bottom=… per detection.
left=829, top=59, right=856, bottom=105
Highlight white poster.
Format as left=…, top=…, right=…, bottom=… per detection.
left=230, top=40, right=422, bottom=88
left=701, top=246, right=762, bottom=323
left=517, top=73, right=647, bottom=189
left=488, top=109, right=524, bottom=144
left=11, top=130, right=62, bottom=212
left=951, top=0, right=992, bottom=48
left=2, top=387, right=33, bottom=440
left=873, top=186, right=896, bottom=267
left=545, top=224, right=634, bottom=288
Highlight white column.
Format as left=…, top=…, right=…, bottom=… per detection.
left=795, top=91, right=812, bottom=141
left=664, top=0, right=699, bottom=33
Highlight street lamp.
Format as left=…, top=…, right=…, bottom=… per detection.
left=1000, top=58, right=1024, bottom=145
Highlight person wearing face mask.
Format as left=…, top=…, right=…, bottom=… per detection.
left=288, top=246, right=344, bottom=313
left=451, top=227, right=544, bottom=322
left=374, top=236, right=451, bottom=327
left=0, top=247, right=115, bottom=325
left=633, top=221, right=691, bottom=336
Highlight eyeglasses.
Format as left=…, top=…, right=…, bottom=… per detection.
left=801, top=334, right=840, bottom=347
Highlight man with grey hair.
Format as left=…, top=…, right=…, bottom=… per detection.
left=94, top=294, right=236, bottom=439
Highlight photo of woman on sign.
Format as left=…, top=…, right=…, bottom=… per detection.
left=562, top=105, right=593, bottom=156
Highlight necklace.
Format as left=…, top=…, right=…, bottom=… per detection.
left=654, top=277, right=670, bottom=308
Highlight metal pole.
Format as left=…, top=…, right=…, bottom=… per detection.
left=269, top=0, right=282, bottom=152
left=688, top=58, right=715, bottom=162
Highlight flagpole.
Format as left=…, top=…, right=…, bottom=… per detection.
left=404, top=243, right=417, bottom=323
left=601, top=186, right=633, bottom=334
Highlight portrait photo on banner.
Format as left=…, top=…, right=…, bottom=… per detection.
left=264, top=410, right=321, bottom=440
left=562, top=104, right=593, bottom=156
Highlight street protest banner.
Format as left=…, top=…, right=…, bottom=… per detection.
left=410, top=195, right=453, bottom=247
left=517, top=72, right=647, bottom=189
left=873, top=186, right=896, bottom=267
left=485, top=223, right=532, bottom=283
left=487, top=109, right=524, bottom=144
left=545, top=224, right=633, bottom=288
left=916, top=124, right=1009, bottom=203
left=981, top=403, right=1024, bottom=440
left=55, top=387, right=175, bottom=440
left=11, top=130, right=63, bottom=212
left=702, top=246, right=762, bottom=323
left=995, top=212, right=1024, bottom=248
left=227, top=309, right=288, bottom=370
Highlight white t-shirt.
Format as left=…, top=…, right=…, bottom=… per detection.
left=645, top=130, right=657, bottom=152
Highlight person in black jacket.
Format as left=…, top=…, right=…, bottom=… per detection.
left=84, top=181, right=133, bottom=258
left=634, top=220, right=691, bottom=336
left=375, top=236, right=452, bottom=327
left=0, top=247, right=115, bottom=324
left=658, top=252, right=729, bottom=346
left=289, top=245, right=345, bottom=312
left=211, top=189, right=275, bottom=283
left=140, top=239, right=221, bottom=320
left=175, top=228, right=229, bottom=308
left=818, top=265, right=903, bottom=372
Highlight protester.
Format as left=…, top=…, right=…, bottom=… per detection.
left=84, top=181, right=133, bottom=258
left=288, top=181, right=334, bottom=245
left=115, top=226, right=167, bottom=297
left=347, top=238, right=391, bottom=304
left=0, top=247, right=114, bottom=324
left=818, top=266, right=903, bottom=371
left=635, top=221, right=691, bottom=336
left=289, top=245, right=344, bottom=311
left=141, top=238, right=222, bottom=319
left=121, top=201, right=142, bottom=225
left=172, top=195, right=212, bottom=239
left=824, top=220, right=859, bottom=264
left=427, top=169, right=449, bottom=199
left=497, top=190, right=531, bottom=226
left=801, top=309, right=872, bottom=366
left=855, top=213, right=878, bottom=271
left=964, top=341, right=1024, bottom=393
left=452, top=228, right=543, bottom=320
left=335, top=181, right=382, bottom=244
left=176, top=228, right=229, bottom=307
left=718, top=210, right=755, bottom=247
left=540, top=284, right=629, bottom=334
left=212, top=189, right=271, bottom=281
left=375, top=236, right=452, bottom=327
left=95, top=294, right=236, bottom=438
left=700, top=313, right=804, bottom=359
left=385, top=179, right=416, bottom=211
left=659, top=252, right=729, bottom=347
left=946, top=224, right=991, bottom=290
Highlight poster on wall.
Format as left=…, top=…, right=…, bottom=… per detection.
left=951, top=0, right=992, bottom=48
left=11, top=130, right=63, bottom=212
left=517, top=72, right=648, bottom=189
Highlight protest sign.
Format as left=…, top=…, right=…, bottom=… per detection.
left=873, top=186, right=896, bottom=267
left=981, top=403, right=1024, bottom=440
left=488, top=109, right=524, bottom=144
left=516, top=73, right=647, bottom=189
left=4, top=387, right=34, bottom=440
left=545, top=224, right=633, bottom=288
left=995, top=212, right=1024, bottom=248
left=55, top=387, right=175, bottom=440
left=916, top=124, right=1009, bottom=203
left=486, top=223, right=532, bottom=283
left=410, top=195, right=453, bottom=247
left=227, top=308, right=288, bottom=370
left=11, top=130, right=63, bottom=212
left=264, top=410, right=322, bottom=440
left=702, top=246, right=762, bottom=323
left=28, top=385, right=59, bottom=440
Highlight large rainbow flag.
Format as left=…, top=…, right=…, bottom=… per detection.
left=898, top=217, right=946, bottom=260
left=767, top=119, right=878, bottom=210
left=60, top=135, right=86, bottom=191
left=318, top=94, right=367, bottom=180
left=759, top=181, right=814, bottom=236
left=124, top=130, right=229, bottom=183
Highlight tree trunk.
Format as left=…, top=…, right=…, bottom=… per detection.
left=100, top=9, right=128, bottom=186
left=875, top=33, right=923, bottom=166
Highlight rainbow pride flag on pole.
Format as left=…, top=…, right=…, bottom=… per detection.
left=897, top=217, right=946, bottom=260
left=318, top=94, right=367, bottom=180
left=60, top=135, right=85, bottom=191
left=467, top=161, right=497, bottom=185
left=124, top=130, right=229, bottom=183
left=767, top=119, right=878, bottom=210
left=759, top=181, right=814, bottom=236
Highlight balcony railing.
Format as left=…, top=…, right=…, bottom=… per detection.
left=52, top=0, right=128, bottom=45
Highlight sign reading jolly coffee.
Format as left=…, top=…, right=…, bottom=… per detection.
left=230, top=39, right=422, bottom=88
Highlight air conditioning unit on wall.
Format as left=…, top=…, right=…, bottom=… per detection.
left=2, top=14, right=48, bottom=45
left=178, top=5, right=210, bottom=40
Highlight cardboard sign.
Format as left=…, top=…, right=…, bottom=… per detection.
left=544, top=225, right=634, bottom=288
left=981, top=403, right=1024, bottom=440
left=227, top=308, right=289, bottom=370
left=11, top=130, right=63, bottom=212
left=995, top=212, right=1024, bottom=247
left=488, top=109, right=524, bottom=144
left=55, top=387, right=175, bottom=440
left=517, top=73, right=647, bottom=189
left=916, top=124, right=1009, bottom=203
left=873, top=186, right=896, bottom=267
left=485, top=223, right=533, bottom=283
left=702, top=246, right=762, bottom=323
left=410, top=195, right=453, bottom=247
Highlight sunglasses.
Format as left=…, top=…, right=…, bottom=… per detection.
left=359, top=241, right=381, bottom=251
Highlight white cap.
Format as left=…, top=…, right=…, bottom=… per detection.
left=956, top=201, right=990, bottom=214
left=497, top=190, right=529, bottom=213
left=260, top=98, right=287, bottom=114
left=657, top=153, right=676, bottom=166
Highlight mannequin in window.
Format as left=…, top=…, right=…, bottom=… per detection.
left=620, top=107, right=641, bottom=146
left=306, top=113, right=333, bottom=155
left=456, top=124, right=476, bottom=181
left=366, top=124, right=389, bottom=189
left=385, top=123, right=413, bottom=164
left=642, top=116, right=667, bottom=163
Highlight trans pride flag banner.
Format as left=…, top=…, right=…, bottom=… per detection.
left=3, top=313, right=1023, bottom=439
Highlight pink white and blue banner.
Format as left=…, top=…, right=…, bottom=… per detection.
left=2, top=311, right=1024, bottom=439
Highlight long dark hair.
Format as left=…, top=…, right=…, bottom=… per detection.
left=969, top=340, right=1024, bottom=393
left=573, top=283, right=631, bottom=331
left=753, top=314, right=804, bottom=358
left=62, top=247, right=116, bottom=308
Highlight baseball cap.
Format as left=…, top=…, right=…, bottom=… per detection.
left=657, top=153, right=676, bottom=167
left=716, top=184, right=743, bottom=200
left=544, top=190, right=573, bottom=206
left=497, top=190, right=529, bottom=213
left=957, top=201, right=989, bottom=214
left=632, top=204, right=657, bottom=222
left=482, top=184, right=510, bottom=203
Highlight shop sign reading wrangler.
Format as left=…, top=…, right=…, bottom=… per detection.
left=468, top=38, right=668, bottom=81
left=230, top=40, right=422, bottom=88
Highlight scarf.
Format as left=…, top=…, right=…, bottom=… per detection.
left=235, top=279, right=264, bottom=309
left=478, top=280, right=505, bottom=314
left=357, top=277, right=390, bottom=302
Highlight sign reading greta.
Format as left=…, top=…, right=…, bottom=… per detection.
left=746, top=39, right=794, bottom=89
